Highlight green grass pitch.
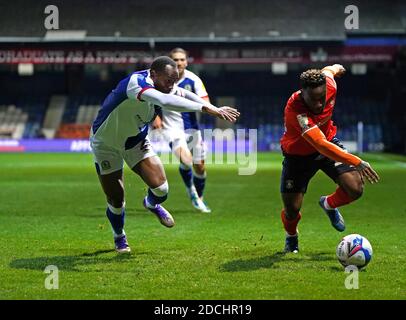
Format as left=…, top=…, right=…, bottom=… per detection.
left=0, top=152, right=405, bottom=299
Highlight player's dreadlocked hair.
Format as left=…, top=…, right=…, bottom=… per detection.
left=150, top=56, right=177, bottom=73
left=300, top=69, right=326, bottom=89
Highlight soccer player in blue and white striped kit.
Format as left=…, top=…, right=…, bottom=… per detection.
left=90, top=56, right=239, bottom=253
left=153, top=48, right=212, bottom=212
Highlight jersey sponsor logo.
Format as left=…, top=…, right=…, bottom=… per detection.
left=296, top=114, right=310, bottom=130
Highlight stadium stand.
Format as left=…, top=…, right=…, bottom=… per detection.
left=55, top=95, right=102, bottom=138
left=0, top=95, right=49, bottom=139
left=0, top=68, right=395, bottom=148
left=0, top=105, right=28, bottom=139
left=55, top=123, right=91, bottom=139
left=0, top=0, right=404, bottom=152
left=0, top=0, right=405, bottom=39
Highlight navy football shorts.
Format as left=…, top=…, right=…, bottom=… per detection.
left=280, top=137, right=357, bottom=193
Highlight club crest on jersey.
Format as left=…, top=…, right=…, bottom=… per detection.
left=183, top=84, right=193, bottom=92
left=296, top=114, right=310, bottom=130
left=101, top=160, right=111, bottom=170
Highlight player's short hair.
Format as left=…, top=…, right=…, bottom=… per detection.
left=150, top=56, right=177, bottom=73
left=170, top=47, right=188, bottom=58
left=300, top=69, right=326, bottom=89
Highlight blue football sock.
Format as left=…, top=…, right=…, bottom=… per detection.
left=179, top=164, right=193, bottom=189
left=106, top=206, right=125, bottom=237
left=147, top=188, right=167, bottom=206
left=193, top=173, right=206, bottom=198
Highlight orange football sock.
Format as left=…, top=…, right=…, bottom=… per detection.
left=326, top=187, right=353, bottom=209
left=281, top=209, right=301, bottom=236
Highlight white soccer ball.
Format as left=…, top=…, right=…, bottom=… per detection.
left=336, top=234, right=373, bottom=268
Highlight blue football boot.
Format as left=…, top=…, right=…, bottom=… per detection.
left=319, top=196, right=346, bottom=232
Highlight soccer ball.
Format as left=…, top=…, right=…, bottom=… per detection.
left=336, top=234, right=373, bottom=268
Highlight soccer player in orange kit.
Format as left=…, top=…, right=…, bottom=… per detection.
left=279, top=64, right=380, bottom=253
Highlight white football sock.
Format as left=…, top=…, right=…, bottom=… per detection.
left=324, top=197, right=334, bottom=210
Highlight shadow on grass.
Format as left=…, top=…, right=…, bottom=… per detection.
left=83, top=207, right=200, bottom=218
left=132, top=206, right=200, bottom=216
left=220, top=252, right=286, bottom=272
left=329, top=266, right=345, bottom=272
left=9, top=249, right=135, bottom=272
left=221, top=251, right=336, bottom=272
left=77, top=208, right=203, bottom=225
left=329, top=265, right=368, bottom=273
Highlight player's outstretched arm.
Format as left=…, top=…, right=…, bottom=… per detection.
left=175, top=87, right=210, bottom=105
left=141, top=88, right=202, bottom=112
left=202, top=105, right=240, bottom=123
left=175, top=87, right=239, bottom=122
left=140, top=88, right=239, bottom=123
left=302, top=126, right=379, bottom=183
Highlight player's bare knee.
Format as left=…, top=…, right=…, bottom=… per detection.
left=180, top=161, right=193, bottom=171
left=193, top=163, right=206, bottom=175
left=284, top=206, right=301, bottom=219
left=342, top=176, right=364, bottom=200
left=348, top=184, right=364, bottom=200
left=155, top=174, right=168, bottom=188
left=282, top=193, right=303, bottom=218
left=146, top=169, right=167, bottom=188
left=339, top=171, right=364, bottom=200
left=178, top=149, right=193, bottom=167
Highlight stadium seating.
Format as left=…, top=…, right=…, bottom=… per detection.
left=0, top=105, right=28, bottom=139
left=0, top=65, right=392, bottom=150
left=55, top=123, right=91, bottom=139
left=54, top=95, right=102, bottom=138
left=0, top=95, right=49, bottom=139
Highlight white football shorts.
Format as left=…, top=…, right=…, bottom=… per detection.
left=90, top=138, right=156, bottom=175
left=162, top=128, right=206, bottom=163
